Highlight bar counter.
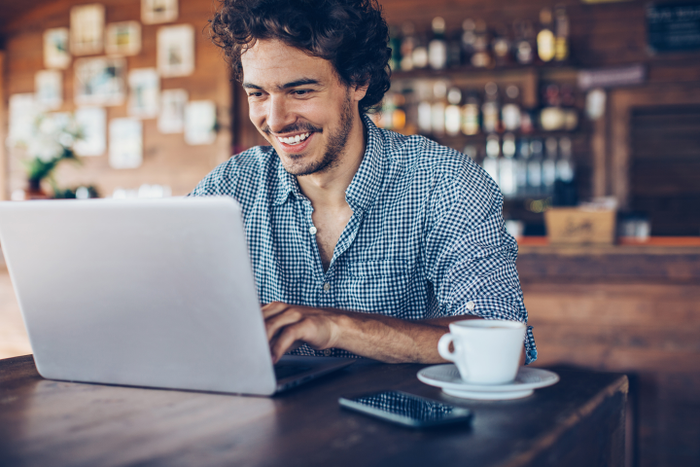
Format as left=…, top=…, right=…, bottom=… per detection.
left=516, top=237, right=700, bottom=466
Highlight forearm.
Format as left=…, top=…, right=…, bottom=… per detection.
left=331, top=312, right=474, bottom=363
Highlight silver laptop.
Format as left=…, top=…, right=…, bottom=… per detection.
left=0, top=197, right=353, bottom=395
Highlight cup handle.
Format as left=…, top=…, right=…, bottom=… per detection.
left=437, top=333, right=456, bottom=362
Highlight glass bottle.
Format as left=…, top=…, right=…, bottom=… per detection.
left=499, top=132, right=518, bottom=197
left=491, top=24, right=511, bottom=68
left=429, top=17, right=448, bottom=70
left=542, top=136, right=558, bottom=194
left=501, top=85, right=522, bottom=132
left=431, top=81, right=448, bottom=136
left=483, top=134, right=501, bottom=187
left=554, top=5, right=570, bottom=62
left=528, top=138, right=543, bottom=195
left=445, top=87, right=462, bottom=136
left=481, top=82, right=500, bottom=134
left=461, top=19, right=477, bottom=66
left=537, top=8, right=556, bottom=63
left=400, top=22, right=417, bottom=71
left=471, top=19, right=491, bottom=68
left=461, top=92, right=481, bottom=136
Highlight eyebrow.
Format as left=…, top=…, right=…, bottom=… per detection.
left=242, top=78, right=321, bottom=91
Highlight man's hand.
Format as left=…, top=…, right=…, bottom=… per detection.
left=262, top=302, right=345, bottom=363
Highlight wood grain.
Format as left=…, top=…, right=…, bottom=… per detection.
left=0, top=356, right=627, bottom=467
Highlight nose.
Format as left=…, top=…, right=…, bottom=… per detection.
left=265, top=95, right=295, bottom=134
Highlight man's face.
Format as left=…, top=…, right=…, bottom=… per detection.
left=241, top=40, right=365, bottom=176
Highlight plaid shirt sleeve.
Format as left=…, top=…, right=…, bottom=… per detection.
left=422, top=147, right=537, bottom=363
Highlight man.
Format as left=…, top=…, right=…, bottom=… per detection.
left=193, top=0, right=537, bottom=365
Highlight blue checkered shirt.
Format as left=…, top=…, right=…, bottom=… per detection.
left=191, top=115, right=537, bottom=363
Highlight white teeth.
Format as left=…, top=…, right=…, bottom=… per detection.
left=278, top=132, right=310, bottom=145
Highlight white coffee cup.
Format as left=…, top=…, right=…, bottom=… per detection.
left=437, top=319, right=525, bottom=385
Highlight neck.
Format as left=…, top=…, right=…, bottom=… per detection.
left=296, top=112, right=366, bottom=209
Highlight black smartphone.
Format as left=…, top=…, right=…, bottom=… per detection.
left=339, top=390, right=473, bottom=428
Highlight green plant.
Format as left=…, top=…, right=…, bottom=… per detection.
left=22, top=114, right=84, bottom=193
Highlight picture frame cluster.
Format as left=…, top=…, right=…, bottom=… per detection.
left=11, top=0, right=218, bottom=173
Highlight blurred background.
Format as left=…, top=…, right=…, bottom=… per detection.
left=0, top=1, right=699, bottom=466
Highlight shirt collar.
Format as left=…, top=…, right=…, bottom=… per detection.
left=344, top=114, right=386, bottom=214
left=272, top=114, right=386, bottom=211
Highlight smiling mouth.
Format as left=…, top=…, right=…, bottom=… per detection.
left=277, top=132, right=311, bottom=145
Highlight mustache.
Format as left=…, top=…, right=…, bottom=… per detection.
left=262, top=122, right=322, bottom=135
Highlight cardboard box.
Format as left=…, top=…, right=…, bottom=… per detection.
left=544, top=207, right=616, bottom=245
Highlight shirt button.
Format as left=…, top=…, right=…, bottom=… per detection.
left=309, top=226, right=317, bottom=235
left=323, top=349, right=332, bottom=356
left=466, top=301, right=475, bottom=311
left=323, top=282, right=331, bottom=292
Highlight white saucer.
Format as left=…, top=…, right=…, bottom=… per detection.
left=417, top=365, right=559, bottom=400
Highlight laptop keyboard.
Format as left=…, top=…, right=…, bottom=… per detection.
left=274, top=362, right=312, bottom=380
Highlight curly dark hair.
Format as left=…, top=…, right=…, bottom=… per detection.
left=209, top=0, right=391, bottom=113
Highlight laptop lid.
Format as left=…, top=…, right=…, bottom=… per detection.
left=0, top=197, right=287, bottom=395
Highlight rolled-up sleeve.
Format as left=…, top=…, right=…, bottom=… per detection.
left=425, top=169, right=538, bottom=364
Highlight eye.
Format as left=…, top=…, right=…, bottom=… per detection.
left=248, top=91, right=263, bottom=98
left=292, top=89, right=311, bottom=96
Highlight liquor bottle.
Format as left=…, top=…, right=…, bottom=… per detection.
left=556, top=136, right=574, bottom=183
left=499, top=132, right=518, bottom=197
left=461, top=19, right=477, bottom=66
left=447, top=29, right=463, bottom=68
left=429, top=17, right=448, bottom=70
left=431, top=81, right=448, bottom=136
left=560, top=84, right=579, bottom=131
left=412, top=29, right=429, bottom=69
left=515, top=138, right=530, bottom=196
left=491, top=24, right=511, bottom=67
left=481, top=82, right=500, bottom=134
left=528, top=139, right=544, bottom=195
left=461, top=92, right=480, bottom=136
left=388, top=25, right=402, bottom=71
left=554, top=5, right=570, bottom=62
left=445, top=87, right=462, bottom=136
left=554, top=136, right=577, bottom=205
left=501, top=85, right=522, bottom=132
left=471, top=19, right=491, bottom=68
left=514, top=20, right=535, bottom=65
left=400, top=22, right=417, bottom=71
left=483, top=134, right=501, bottom=187
left=539, top=83, right=566, bottom=131
left=416, top=81, right=433, bottom=134
left=542, top=136, right=558, bottom=193
left=537, top=8, right=556, bottom=63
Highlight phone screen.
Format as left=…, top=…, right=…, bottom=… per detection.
left=339, top=390, right=473, bottom=427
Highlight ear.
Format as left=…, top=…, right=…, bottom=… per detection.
left=351, top=81, right=369, bottom=102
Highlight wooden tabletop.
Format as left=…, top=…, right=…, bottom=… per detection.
left=0, top=355, right=627, bottom=467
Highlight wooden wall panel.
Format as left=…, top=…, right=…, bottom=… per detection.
left=3, top=0, right=232, bottom=198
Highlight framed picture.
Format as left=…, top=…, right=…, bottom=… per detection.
left=74, top=57, right=126, bottom=107
left=185, top=100, right=217, bottom=145
left=105, top=21, right=142, bottom=56
left=142, top=0, right=178, bottom=25
left=8, top=94, right=39, bottom=147
left=35, top=70, right=63, bottom=110
left=157, top=24, right=194, bottom=78
left=74, top=107, right=107, bottom=156
left=43, top=28, right=71, bottom=69
left=128, top=68, right=160, bottom=119
left=109, top=118, right=143, bottom=169
left=158, top=88, right=188, bottom=133
left=70, top=4, right=105, bottom=56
